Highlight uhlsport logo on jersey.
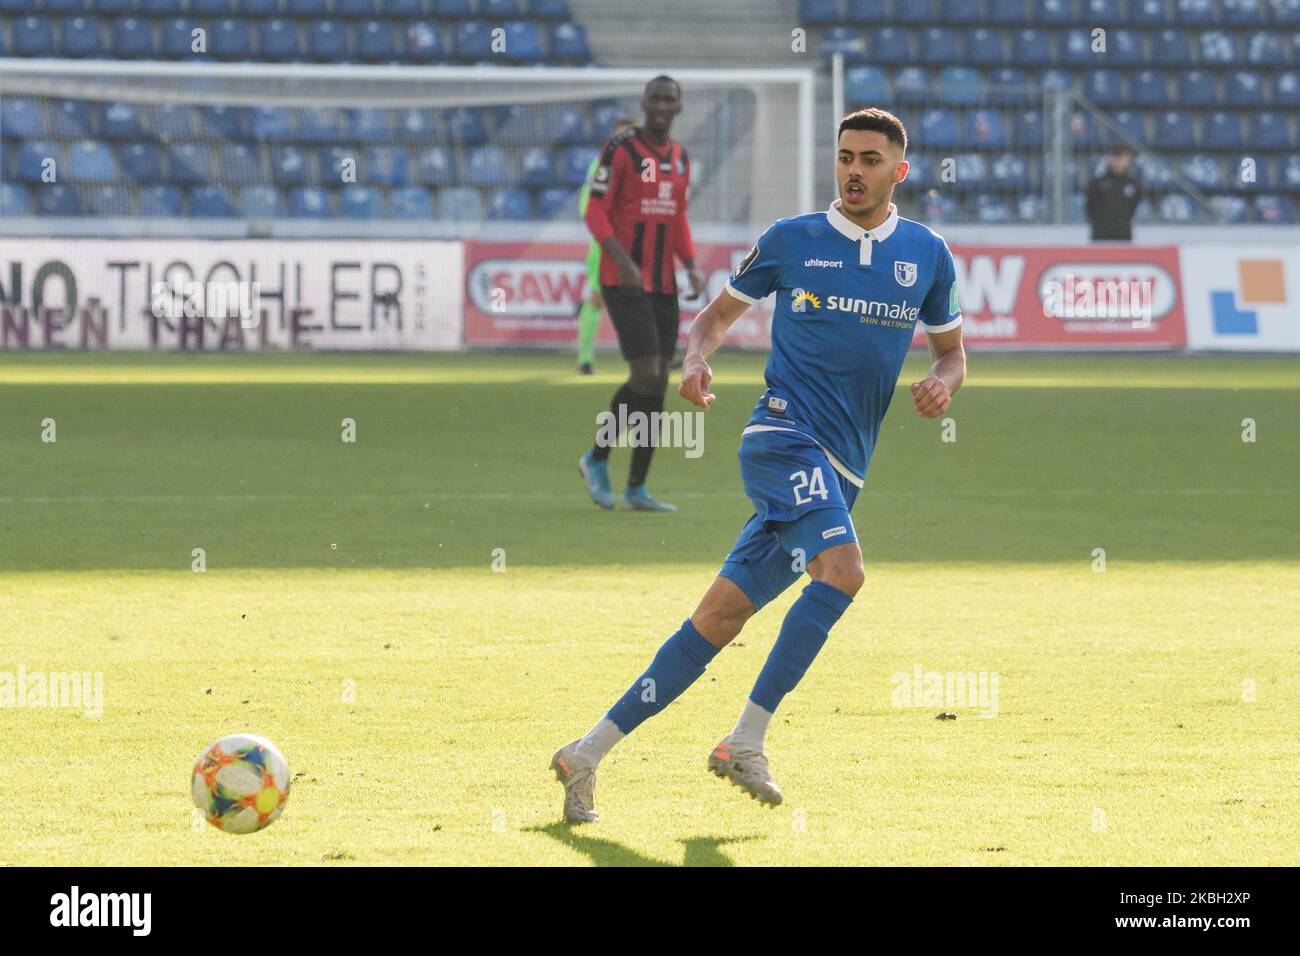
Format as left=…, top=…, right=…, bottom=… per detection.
left=791, top=289, right=821, bottom=312
left=894, top=261, right=918, bottom=287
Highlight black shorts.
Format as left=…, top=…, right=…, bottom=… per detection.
left=601, top=286, right=681, bottom=363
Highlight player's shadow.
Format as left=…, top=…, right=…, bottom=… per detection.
left=531, top=822, right=757, bottom=867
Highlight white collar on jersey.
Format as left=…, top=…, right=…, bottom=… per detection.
left=826, top=199, right=899, bottom=244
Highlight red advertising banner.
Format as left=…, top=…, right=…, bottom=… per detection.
left=923, top=244, right=1187, bottom=349
left=462, top=240, right=773, bottom=349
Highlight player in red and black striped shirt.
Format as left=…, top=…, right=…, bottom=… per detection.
left=577, top=75, right=705, bottom=513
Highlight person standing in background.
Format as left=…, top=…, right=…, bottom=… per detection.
left=1086, top=147, right=1141, bottom=241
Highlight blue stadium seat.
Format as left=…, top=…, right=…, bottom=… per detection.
left=1061, top=30, right=1096, bottom=65
left=548, top=22, right=588, bottom=61
left=1, top=99, right=42, bottom=138
left=1154, top=112, right=1196, bottom=149
left=488, top=186, right=532, bottom=219
left=1039, top=68, right=1073, bottom=93
left=1273, top=0, right=1300, bottom=24
left=1202, top=112, right=1244, bottom=150
left=845, top=66, right=889, bottom=103
left=1230, top=155, right=1270, bottom=189
left=213, top=19, right=253, bottom=59
left=821, top=26, right=868, bottom=62
left=251, top=106, right=294, bottom=140
left=552, top=105, right=588, bottom=145
left=952, top=154, right=987, bottom=190
left=1083, top=0, right=1120, bottom=20
left=347, top=106, right=392, bottom=140
left=199, top=105, right=248, bottom=140
left=1108, top=29, right=1142, bottom=66
left=1016, top=194, right=1046, bottom=221
left=519, top=147, right=557, bottom=185
left=798, top=0, right=838, bottom=22
left=139, top=185, right=183, bottom=216
left=480, top=0, right=521, bottom=15
left=320, top=147, right=355, bottom=182
left=988, top=0, right=1028, bottom=23
left=1, top=184, right=33, bottom=217
left=169, top=143, right=213, bottom=184
left=192, top=0, right=234, bottom=15
left=357, top=20, right=398, bottom=61
left=86, top=185, right=133, bottom=217
left=1225, top=71, right=1264, bottom=106
left=1013, top=110, right=1043, bottom=146
left=918, top=109, right=958, bottom=148
left=1108, top=111, right=1148, bottom=146
left=589, top=101, right=628, bottom=138
left=258, top=19, right=302, bottom=60
left=271, top=145, right=314, bottom=184
left=49, top=100, right=95, bottom=137
left=238, top=0, right=282, bottom=16
left=1210, top=195, right=1249, bottom=223
left=1180, top=154, right=1224, bottom=189
left=94, top=0, right=135, bottom=14
left=965, top=29, right=1003, bottom=65
left=434, top=0, right=471, bottom=13
left=438, top=187, right=484, bottom=221
left=1150, top=30, right=1191, bottom=66
left=288, top=0, right=328, bottom=13
left=111, top=18, right=156, bottom=58
left=465, top=145, right=508, bottom=185
left=60, top=17, right=104, bottom=57
left=119, top=143, right=163, bottom=182
left=378, top=0, right=422, bottom=12
left=417, top=147, right=455, bottom=185
left=336, top=0, right=377, bottom=17
left=141, top=0, right=185, bottom=14
left=453, top=20, right=491, bottom=60
left=991, top=152, right=1031, bottom=188
left=1174, top=0, right=1213, bottom=24
left=1035, top=0, right=1074, bottom=25
left=340, top=186, right=383, bottom=218
left=975, top=194, right=1010, bottom=223
left=846, top=0, right=885, bottom=20
left=1249, top=113, right=1292, bottom=149
left=528, top=0, right=570, bottom=17
left=936, top=67, right=983, bottom=104
left=1254, top=195, right=1295, bottom=223
left=405, top=21, right=444, bottom=61
left=1176, top=71, right=1218, bottom=107
left=500, top=21, right=542, bottom=62
left=988, top=67, right=1031, bottom=104
left=37, top=184, right=82, bottom=217
left=560, top=145, right=597, bottom=184
left=389, top=186, right=433, bottom=219
left=964, top=109, right=1008, bottom=147
left=894, top=0, right=936, bottom=22
left=298, top=107, right=342, bottom=141
left=1068, top=112, right=1098, bottom=149
left=161, top=18, right=204, bottom=59
left=1222, top=0, right=1265, bottom=24
left=1281, top=156, right=1300, bottom=189
left=220, top=143, right=263, bottom=182
left=146, top=104, right=192, bottom=140
left=864, top=27, right=908, bottom=64
left=899, top=153, right=929, bottom=189
left=917, top=191, right=957, bottom=222
left=1200, top=31, right=1241, bottom=65
left=45, top=0, right=88, bottom=14
left=1246, top=31, right=1285, bottom=66
left=101, top=103, right=142, bottom=139
left=1135, top=153, right=1173, bottom=187
left=366, top=146, right=408, bottom=185
left=1276, top=72, right=1300, bottom=107
left=394, top=107, right=438, bottom=139
left=1129, top=71, right=1169, bottom=107
left=15, top=17, right=56, bottom=56
left=917, top=28, right=958, bottom=65
left=239, top=185, right=284, bottom=218
left=190, top=185, right=236, bottom=217
left=938, top=0, right=980, bottom=22
left=1083, top=70, right=1123, bottom=106
left=1011, top=29, right=1055, bottom=65
left=534, top=185, right=576, bottom=218
left=892, top=67, right=930, bottom=102
left=1128, top=0, right=1170, bottom=22
left=288, top=187, right=332, bottom=217
left=308, top=21, right=348, bottom=60
left=445, top=106, right=487, bottom=143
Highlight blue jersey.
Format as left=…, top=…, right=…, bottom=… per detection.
left=724, top=200, right=962, bottom=489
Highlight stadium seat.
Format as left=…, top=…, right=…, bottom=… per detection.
left=1083, top=70, right=1123, bottom=107
left=965, top=29, right=1003, bottom=65
left=952, top=154, right=988, bottom=190
left=405, top=21, right=444, bottom=61
left=821, top=27, right=868, bottom=63
left=238, top=184, right=284, bottom=218
left=36, top=184, right=82, bottom=217
left=438, top=186, right=484, bottom=221
left=1245, top=32, right=1284, bottom=66
left=192, top=0, right=235, bottom=15
left=86, top=185, right=133, bottom=217
left=1230, top=155, right=1270, bottom=189
left=894, top=0, right=936, bottom=22
left=917, top=28, right=959, bottom=66
left=1249, top=113, right=1292, bottom=149
left=366, top=146, right=409, bottom=185
left=1036, top=0, right=1074, bottom=23
left=1108, top=111, right=1148, bottom=147
left=1150, top=30, right=1191, bottom=66
left=548, top=23, right=590, bottom=62
left=60, top=17, right=104, bottom=57
left=988, top=0, right=1028, bottom=23
left=1039, top=69, right=1073, bottom=94
left=1153, top=112, right=1196, bottom=150
left=48, top=99, right=96, bottom=137
left=111, top=18, right=156, bottom=58
left=445, top=106, right=487, bottom=144
left=1175, top=0, right=1213, bottom=24
left=845, top=0, right=886, bottom=20
left=197, top=105, right=247, bottom=140
left=1061, top=30, right=1096, bottom=66
left=1209, top=195, right=1249, bottom=224
left=1200, top=31, right=1241, bottom=65
left=251, top=106, right=294, bottom=140
left=271, top=145, right=314, bottom=185
left=1, top=184, right=33, bottom=217
left=519, top=147, right=557, bottom=186
left=238, top=0, right=282, bottom=15
left=488, top=186, right=532, bottom=220
left=844, top=67, right=889, bottom=104
left=1180, top=155, right=1224, bottom=189
left=991, top=152, right=1031, bottom=188
left=898, top=152, right=929, bottom=189
left=141, top=0, right=185, bottom=14
left=1273, top=0, right=1300, bottom=23
left=1202, top=113, right=1245, bottom=150
left=307, top=21, right=348, bottom=60
left=799, top=0, right=839, bottom=21
left=1011, top=29, right=1055, bottom=66
left=1276, top=72, right=1300, bottom=108
left=493, top=104, right=542, bottom=144
left=139, top=185, right=183, bottom=216
left=119, top=143, right=164, bottom=182
left=433, top=0, right=471, bottom=12
left=190, top=185, right=236, bottom=217
left=465, top=146, right=508, bottom=185
left=1283, top=156, right=1300, bottom=189
left=1013, top=110, right=1043, bottom=147
left=14, top=17, right=57, bottom=56
left=975, top=194, right=1010, bottom=223
left=0, top=99, right=42, bottom=138
left=1128, top=0, right=1170, bottom=23
left=394, top=107, right=438, bottom=139
left=347, top=106, right=392, bottom=140
left=864, top=27, right=909, bottom=64
left=1134, top=153, right=1173, bottom=187
left=1254, top=195, right=1295, bottom=223
left=258, top=19, right=302, bottom=60
left=288, top=0, right=328, bottom=14
left=101, top=103, right=143, bottom=140
left=220, top=143, right=264, bottom=183
left=892, top=67, right=930, bottom=103
left=389, top=186, right=434, bottom=219
left=1068, top=112, right=1098, bottom=149
left=1130, top=71, right=1170, bottom=107
left=560, top=145, right=597, bottom=184
left=963, top=110, right=1008, bottom=147
left=1176, top=71, right=1219, bottom=108
left=319, top=146, right=356, bottom=182
left=297, top=107, right=342, bottom=142
left=1222, top=0, right=1265, bottom=23
left=453, top=21, right=491, bottom=60
left=94, top=0, right=135, bottom=14
left=288, top=187, right=332, bottom=217
left=987, top=68, right=1031, bottom=105
left=337, top=0, right=377, bottom=17
left=45, top=0, right=87, bottom=14
left=169, top=143, right=213, bottom=184
left=340, top=186, right=383, bottom=218
left=528, top=0, right=571, bottom=17
left=1108, top=29, right=1142, bottom=66
left=499, top=21, right=543, bottom=62
left=918, top=109, right=958, bottom=148
left=144, top=104, right=191, bottom=142
left=534, top=185, right=577, bottom=218
left=917, top=192, right=957, bottom=222
left=589, top=101, right=627, bottom=139
left=1225, top=71, right=1264, bottom=107
left=938, top=0, right=981, bottom=22
left=212, top=18, right=253, bottom=59
left=936, top=67, right=983, bottom=105
left=480, top=0, right=521, bottom=15
left=1015, top=193, right=1045, bottom=221
left=416, top=146, right=455, bottom=185
left=357, top=20, right=399, bottom=61
left=161, top=18, right=204, bottom=59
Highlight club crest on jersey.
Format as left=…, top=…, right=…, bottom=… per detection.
left=894, top=261, right=918, bottom=287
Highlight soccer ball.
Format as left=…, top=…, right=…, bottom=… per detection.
left=191, top=733, right=290, bottom=834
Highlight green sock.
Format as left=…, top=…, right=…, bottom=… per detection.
left=577, top=301, right=600, bottom=366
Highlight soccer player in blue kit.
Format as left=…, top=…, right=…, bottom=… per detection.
left=551, top=108, right=967, bottom=823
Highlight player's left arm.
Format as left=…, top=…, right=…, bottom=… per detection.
left=910, top=242, right=966, bottom=418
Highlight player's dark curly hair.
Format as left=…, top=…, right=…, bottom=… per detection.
left=838, top=108, right=907, bottom=153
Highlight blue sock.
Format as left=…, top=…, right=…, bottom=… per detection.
left=750, top=580, right=853, bottom=713
left=606, top=619, right=720, bottom=734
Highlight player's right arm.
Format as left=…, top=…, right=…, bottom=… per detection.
left=679, top=223, right=784, bottom=410
left=583, top=139, right=643, bottom=293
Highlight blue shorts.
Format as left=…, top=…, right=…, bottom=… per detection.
left=719, top=428, right=862, bottom=611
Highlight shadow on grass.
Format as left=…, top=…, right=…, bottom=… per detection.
left=530, top=822, right=758, bottom=867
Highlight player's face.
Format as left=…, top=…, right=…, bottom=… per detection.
left=836, top=129, right=907, bottom=221
left=641, top=82, right=682, bottom=135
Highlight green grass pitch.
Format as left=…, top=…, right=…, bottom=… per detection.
left=0, top=350, right=1296, bottom=866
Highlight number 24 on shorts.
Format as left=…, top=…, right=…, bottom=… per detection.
left=789, top=467, right=829, bottom=506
